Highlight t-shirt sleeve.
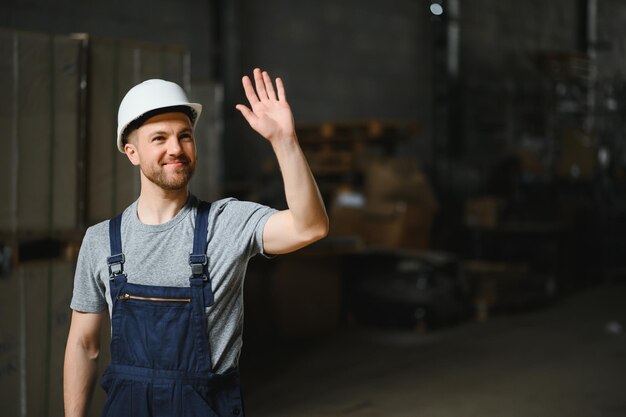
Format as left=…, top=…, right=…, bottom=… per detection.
left=214, top=199, right=278, bottom=259
left=70, top=227, right=108, bottom=313
left=254, top=208, right=278, bottom=258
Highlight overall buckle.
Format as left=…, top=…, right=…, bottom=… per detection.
left=107, top=253, right=125, bottom=279
left=189, top=254, right=208, bottom=278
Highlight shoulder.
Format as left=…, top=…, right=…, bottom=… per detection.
left=210, top=197, right=249, bottom=213
left=83, top=219, right=109, bottom=247
left=82, top=200, right=136, bottom=250
left=208, top=197, right=276, bottom=220
left=75, top=219, right=111, bottom=269
left=205, top=198, right=277, bottom=239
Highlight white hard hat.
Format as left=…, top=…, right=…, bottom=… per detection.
left=116, top=79, right=202, bottom=153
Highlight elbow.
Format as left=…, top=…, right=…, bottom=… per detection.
left=76, top=343, right=100, bottom=362
left=85, top=344, right=101, bottom=362
left=304, top=217, right=329, bottom=244
left=76, top=336, right=101, bottom=362
left=319, top=217, right=330, bottom=240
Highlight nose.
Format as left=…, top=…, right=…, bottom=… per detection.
left=166, top=135, right=183, bottom=156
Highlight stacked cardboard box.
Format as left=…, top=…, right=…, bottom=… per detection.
left=464, top=196, right=504, bottom=229
left=330, top=156, right=437, bottom=250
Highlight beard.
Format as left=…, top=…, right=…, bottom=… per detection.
left=140, top=156, right=196, bottom=191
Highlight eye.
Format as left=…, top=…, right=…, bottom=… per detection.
left=152, top=135, right=165, bottom=142
left=179, top=133, right=193, bottom=141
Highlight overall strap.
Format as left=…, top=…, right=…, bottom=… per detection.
left=107, top=213, right=125, bottom=279
left=189, top=201, right=214, bottom=307
left=189, top=201, right=214, bottom=370
left=189, top=201, right=210, bottom=277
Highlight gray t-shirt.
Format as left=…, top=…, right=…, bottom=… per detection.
left=70, top=194, right=277, bottom=373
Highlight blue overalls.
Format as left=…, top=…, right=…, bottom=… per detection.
left=100, top=202, right=244, bottom=417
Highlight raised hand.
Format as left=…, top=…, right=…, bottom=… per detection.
left=236, top=68, right=296, bottom=143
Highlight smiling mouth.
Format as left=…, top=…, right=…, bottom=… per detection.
left=163, top=160, right=188, bottom=166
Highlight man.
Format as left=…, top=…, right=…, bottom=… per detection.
left=64, top=68, right=328, bottom=417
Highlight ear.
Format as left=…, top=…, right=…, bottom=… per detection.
left=124, top=143, right=141, bottom=166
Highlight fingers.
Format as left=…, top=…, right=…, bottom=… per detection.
left=253, top=68, right=269, bottom=101
left=241, top=76, right=259, bottom=106
left=235, top=104, right=258, bottom=125
left=276, top=77, right=287, bottom=102
left=262, top=71, right=277, bottom=101
left=243, top=68, right=285, bottom=104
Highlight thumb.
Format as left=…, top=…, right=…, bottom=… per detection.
left=235, top=104, right=257, bottom=124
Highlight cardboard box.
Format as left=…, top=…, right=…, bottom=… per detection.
left=363, top=202, right=434, bottom=250
left=556, top=128, right=597, bottom=180
left=330, top=199, right=434, bottom=251
left=365, top=157, right=438, bottom=210
left=464, top=196, right=503, bottom=228
left=329, top=205, right=366, bottom=238
left=328, top=158, right=438, bottom=250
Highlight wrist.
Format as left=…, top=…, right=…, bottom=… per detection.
left=271, top=134, right=302, bottom=160
left=270, top=133, right=298, bottom=149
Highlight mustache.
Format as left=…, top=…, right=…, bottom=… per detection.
left=162, top=156, right=191, bottom=165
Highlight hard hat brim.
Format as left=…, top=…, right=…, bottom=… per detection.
left=116, top=102, right=202, bottom=153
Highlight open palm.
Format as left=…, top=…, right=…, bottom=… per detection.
left=236, top=68, right=295, bottom=143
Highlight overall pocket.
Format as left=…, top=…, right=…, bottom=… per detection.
left=100, top=379, right=132, bottom=417
left=182, top=384, right=221, bottom=417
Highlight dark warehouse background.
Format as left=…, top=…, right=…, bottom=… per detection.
left=1, top=0, right=626, bottom=416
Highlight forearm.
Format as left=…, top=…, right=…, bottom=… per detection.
left=236, top=68, right=329, bottom=252
left=63, top=338, right=99, bottom=417
left=272, top=135, right=328, bottom=237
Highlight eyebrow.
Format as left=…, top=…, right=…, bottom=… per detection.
left=148, top=127, right=193, bottom=137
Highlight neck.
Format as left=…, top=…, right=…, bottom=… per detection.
left=136, top=178, right=190, bottom=225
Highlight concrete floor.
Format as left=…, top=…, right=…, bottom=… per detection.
left=242, top=284, right=626, bottom=416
